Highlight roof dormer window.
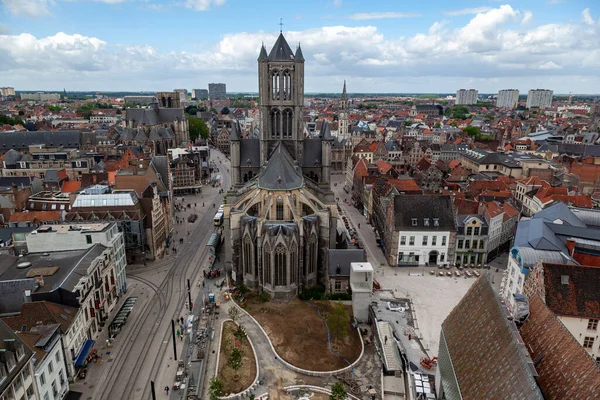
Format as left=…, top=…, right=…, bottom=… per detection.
left=424, top=218, right=430, bottom=226
left=411, top=218, right=417, bottom=226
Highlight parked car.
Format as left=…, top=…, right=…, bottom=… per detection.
left=188, top=214, right=198, bottom=223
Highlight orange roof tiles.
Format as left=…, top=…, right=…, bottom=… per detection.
left=387, top=178, right=421, bottom=193
left=354, top=159, right=369, bottom=180
left=519, top=296, right=600, bottom=399
left=9, top=211, right=62, bottom=222
left=61, top=181, right=81, bottom=193
left=376, top=161, right=393, bottom=174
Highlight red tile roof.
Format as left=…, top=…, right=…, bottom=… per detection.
left=353, top=158, right=369, bottom=180
left=519, top=296, right=600, bottom=399
left=61, top=181, right=81, bottom=193
left=2, top=301, right=79, bottom=333
left=376, top=161, right=393, bottom=174
left=387, top=178, right=421, bottom=193
left=448, top=159, right=461, bottom=169
left=9, top=211, right=62, bottom=222
left=542, top=263, right=600, bottom=318
left=442, top=276, right=544, bottom=399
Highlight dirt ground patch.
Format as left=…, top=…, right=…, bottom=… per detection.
left=245, top=296, right=362, bottom=371
left=217, top=321, right=257, bottom=395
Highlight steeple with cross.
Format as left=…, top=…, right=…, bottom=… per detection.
left=279, top=18, right=284, bottom=33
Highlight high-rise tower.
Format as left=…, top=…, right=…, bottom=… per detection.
left=257, top=33, right=305, bottom=165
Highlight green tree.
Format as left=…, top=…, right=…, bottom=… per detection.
left=208, top=377, right=224, bottom=400
left=116, top=109, right=122, bottom=115
left=187, top=117, right=209, bottom=141
left=330, top=382, right=347, bottom=400
left=434, top=122, right=441, bottom=128
left=327, top=302, right=349, bottom=343
left=463, top=126, right=480, bottom=138
left=185, top=105, right=198, bottom=115
left=46, top=105, right=61, bottom=113
left=233, top=325, right=247, bottom=341
left=227, top=346, right=243, bottom=370
left=18, top=110, right=25, bottom=116
left=228, top=307, right=240, bottom=322
left=221, top=107, right=230, bottom=115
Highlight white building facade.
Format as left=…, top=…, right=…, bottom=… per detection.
left=455, top=89, right=478, bottom=105
left=526, top=89, right=553, bottom=109
left=30, top=325, right=69, bottom=400
left=396, top=230, right=452, bottom=266
left=497, top=89, right=519, bottom=109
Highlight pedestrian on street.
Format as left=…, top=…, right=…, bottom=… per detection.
left=176, top=329, right=180, bottom=338
left=164, top=386, right=169, bottom=395
left=180, top=317, right=184, bottom=325
left=384, top=335, right=388, bottom=345
left=358, top=223, right=361, bottom=229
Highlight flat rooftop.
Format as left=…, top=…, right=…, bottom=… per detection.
left=33, top=223, right=113, bottom=234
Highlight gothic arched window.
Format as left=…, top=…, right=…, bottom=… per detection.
left=264, top=244, right=272, bottom=285
left=282, top=70, right=292, bottom=100
left=307, top=234, right=317, bottom=274
left=272, top=71, right=280, bottom=101
left=276, top=196, right=284, bottom=220
left=275, top=244, right=287, bottom=286
left=243, top=235, right=252, bottom=275
left=283, top=109, right=293, bottom=138
left=290, top=246, right=297, bottom=284
left=167, top=97, right=172, bottom=108
left=271, top=109, right=281, bottom=138
left=161, top=97, right=166, bottom=107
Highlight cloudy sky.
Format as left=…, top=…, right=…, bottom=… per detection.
left=1, top=0, right=599, bottom=94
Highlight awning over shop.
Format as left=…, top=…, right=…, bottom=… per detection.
left=207, top=232, right=221, bottom=248
left=74, top=340, right=95, bottom=367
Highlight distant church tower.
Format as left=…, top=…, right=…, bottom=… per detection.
left=338, top=80, right=349, bottom=140
left=257, top=32, right=305, bottom=165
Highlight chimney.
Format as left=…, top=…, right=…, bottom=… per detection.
left=565, top=238, right=576, bottom=257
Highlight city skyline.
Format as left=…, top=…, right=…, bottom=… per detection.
left=1, top=0, right=599, bottom=93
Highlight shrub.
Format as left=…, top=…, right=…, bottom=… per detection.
left=233, top=325, right=247, bottom=341
left=299, top=286, right=326, bottom=300
left=238, top=284, right=249, bottom=294
left=258, top=291, right=271, bottom=303
left=329, top=292, right=352, bottom=301
left=227, top=346, right=244, bottom=370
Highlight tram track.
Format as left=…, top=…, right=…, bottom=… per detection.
left=98, top=191, right=226, bottom=399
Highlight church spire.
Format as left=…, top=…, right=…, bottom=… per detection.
left=341, top=80, right=347, bottom=101
left=295, top=42, right=305, bottom=62
left=258, top=43, right=268, bottom=61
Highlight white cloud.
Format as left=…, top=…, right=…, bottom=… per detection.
left=346, top=12, right=420, bottom=20
left=443, top=7, right=492, bottom=16
left=1, top=0, right=55, bottom=17
left=184, top=0, right=225, bottom=11
left=582, top=8, right=595, bottom=26
left=332, top=0, right=342, bottom=7
left=0, top=23, right=9, bottom=34
left=2, top=5, right=600, bottom=92
left=522, top=10, right=533, bottom=25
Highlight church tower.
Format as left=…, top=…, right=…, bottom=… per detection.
left=338, top=80, right=349, bottom=140
left=258, top=32, right=305, bottom=165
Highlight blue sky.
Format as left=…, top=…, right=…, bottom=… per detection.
left=1, top=0, right=599, bottom=93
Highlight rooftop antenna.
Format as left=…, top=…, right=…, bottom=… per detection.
left=279, top=18, right=284, bottom=33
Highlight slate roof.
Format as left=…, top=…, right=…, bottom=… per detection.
left=294, top=44, right=305, bottom=62
left=542, top=263, right=600, bottom=318
left=319, top=121, right=333, bottom=141
left=0, top=130, right=81, bottom=151
left=258, top=143, right=303, bottom=190
left=393, top=194, right=456, bottom=231
left=239, top=139, right=260, bottom=167
left=328, top=249, right=366, bottom=276
left=531, top=201, right=586, bottom=227
left=303, top=139, right=323, bottom=167
left=440, top=276, right=544, bottom=400
left=268, top=33, right=295, bottom=61
left=0, top=320, right=34, bottom=395
left=230, top=121, right=242, bottom=141
left=0, top=227, right=35, bottom=244
left=3, top=149, right=20, bottom=165
left=257, top=44, right=268, bottom=61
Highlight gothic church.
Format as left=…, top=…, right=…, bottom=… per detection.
left=226, top=32, right=338, bottom=299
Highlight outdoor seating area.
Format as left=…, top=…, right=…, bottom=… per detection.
left=109, top=297, right=137, bottom=338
